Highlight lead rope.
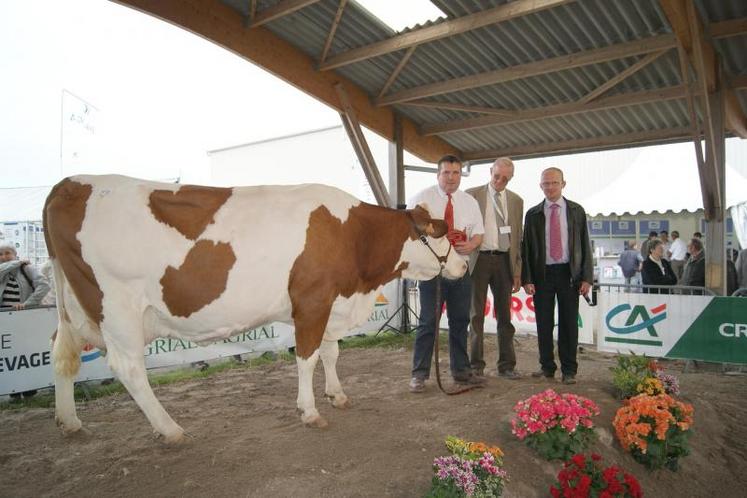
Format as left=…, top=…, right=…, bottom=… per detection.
left=432, top=272, right=481, bottom=396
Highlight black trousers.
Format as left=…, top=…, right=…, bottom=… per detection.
left=533, top=264, right=579, bottom=376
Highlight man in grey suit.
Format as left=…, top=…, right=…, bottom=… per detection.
left=466, top=158, right=524, bottom=379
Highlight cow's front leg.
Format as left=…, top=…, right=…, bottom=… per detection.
left=295, top=350, right=327, bottom=427
left=319, top=338, right=350, bottom=409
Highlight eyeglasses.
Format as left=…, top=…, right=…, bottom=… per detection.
left=541, top=181, right=562, bottom=187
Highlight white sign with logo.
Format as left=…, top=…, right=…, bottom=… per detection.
left=596, top=291, right=710, bottom=356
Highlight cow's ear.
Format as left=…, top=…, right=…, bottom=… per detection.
left=428, top=219, right=448, bottom=238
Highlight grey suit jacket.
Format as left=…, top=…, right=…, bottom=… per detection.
left=466, top=185, right=523, bottom=278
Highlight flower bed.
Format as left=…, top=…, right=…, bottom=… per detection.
left=550, top=453, right=643, bottom=498
left=426, top=436, right=508, bottom=497
left=611, top=355, right=680, bottom=399
left=613, top=393, right=694, bottom=470
left=511, top=389, right=600, bottom=461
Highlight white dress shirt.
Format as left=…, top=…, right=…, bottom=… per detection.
left=544, top=197, right=569, bottom=264
left=408, top=185, right=484, bottom=261
left=669, top=238, right=687, bottom=261
left=481, top=184, right=509, bottom=251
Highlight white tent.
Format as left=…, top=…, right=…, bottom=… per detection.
left=0, top=186, right=52, bottom=223
left=582, top=143, right=747, bottom=216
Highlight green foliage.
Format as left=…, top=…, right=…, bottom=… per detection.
left=610, top=353, right=653, bottom=399
left=525, top=426, right=597, bottom=461
left=631, top=418, right=692, bottom=471
left=339, top=331, right=413, bottom=350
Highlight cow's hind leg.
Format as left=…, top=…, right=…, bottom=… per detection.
left=103, top=327, right=184, bottom=443
left=319, top=338, right=349, bottom=409
left=53, top=321, right=83, bottom=434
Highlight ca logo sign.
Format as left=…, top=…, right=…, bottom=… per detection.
left=604, top=303, right=666, bottom=346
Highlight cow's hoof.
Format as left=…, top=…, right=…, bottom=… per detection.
left=56, top=416, right=83, bottom=434
left=302, top=414, right=328, bottom=428
left=332, top=396, right=351, bottom=410
left=160, top=427, right=186, bottom=444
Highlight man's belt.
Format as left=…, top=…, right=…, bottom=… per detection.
left=480, top=250, right=508, bottom=255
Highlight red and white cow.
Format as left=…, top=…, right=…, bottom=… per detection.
left=44, top=175, right=466, bottom=442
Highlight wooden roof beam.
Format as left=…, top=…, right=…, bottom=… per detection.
left=710, top=17, right=747, bottom=39
left=420, top=84, right=691, bottom=136
left=319, top=0, right=572, bottom=71
left=378, top=34, right=677, bottom=106
left=377, top=46, right=416, bottom=98
left=462, top=127, right=694, bottom=161
left=579, top=49, right=668, bottom=105
left=319, top=0, right=347, bottom=64
left=250, top=0, right=320, bottom=28
left=115, top=0, right=458, bottom=163
left=660, top=0, right=746, bottom=138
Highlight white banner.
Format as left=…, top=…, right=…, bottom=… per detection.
left=596, top=291, right=711, bottom=356
left=438, top=288, right=595, bottom=345
left=0, top=282, right=402, bottom=395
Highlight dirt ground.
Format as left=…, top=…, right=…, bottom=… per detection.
left=1, top=335, right=746, bottom=498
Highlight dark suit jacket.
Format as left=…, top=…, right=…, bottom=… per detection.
left=681, top=252, right=705, bottom=288
left=641, top=257, right=677, bottom=294
left=465, top=185, right=523, bottom=278
left=521, top=197, right=593, bottom=286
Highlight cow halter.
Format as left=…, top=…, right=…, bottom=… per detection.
left=406, top=213, right=452, bottom=270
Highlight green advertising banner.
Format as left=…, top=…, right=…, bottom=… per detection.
left=598, top=293, right=747, bottom=364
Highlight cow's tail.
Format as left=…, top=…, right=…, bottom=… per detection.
left=50, top=258, right=82, bottom=379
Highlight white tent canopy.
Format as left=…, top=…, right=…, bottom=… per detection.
left=582, top=143, right=747, bottom=216
left=0, top=186, right=51, bottom=223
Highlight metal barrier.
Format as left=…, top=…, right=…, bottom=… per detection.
left=596, top=283, right=715, bottom=296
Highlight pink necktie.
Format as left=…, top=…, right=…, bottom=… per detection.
left=550, top=203, right=562, bottom=261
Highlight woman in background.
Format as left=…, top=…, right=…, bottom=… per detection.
left=641, top=239, right=677, bottom=294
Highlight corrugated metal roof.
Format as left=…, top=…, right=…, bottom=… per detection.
left=220, top=0, right=747, bottom=161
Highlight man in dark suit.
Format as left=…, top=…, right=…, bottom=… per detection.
left=521, top=167, right=593, bottom=385
left=466, top=158, right=524, bottom=379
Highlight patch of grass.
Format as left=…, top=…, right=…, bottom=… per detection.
left=339, top=331, right=414, bottom=350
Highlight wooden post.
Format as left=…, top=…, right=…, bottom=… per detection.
left=388, top=114, right=404, bottom=208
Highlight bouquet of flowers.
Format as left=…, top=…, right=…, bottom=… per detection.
left=550, top=453, right=643, bottom=498
left=613, top=393, right=694, bottom=470
left=611, top=354, right=680, bottom=398
left=510, top=389, right=600, bottom=461
left=427, top=436, right=508, bottom=498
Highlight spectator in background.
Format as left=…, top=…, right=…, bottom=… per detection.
left=693, top=232, right=703, bottom=240
left=727, top=254, right=738, bottom=296
left=640, top=231, right=658, bottom=261
left=668, top=231, right=688, bottom=282
left=658, top=230, right=670, bottom=260
left=1, top=243, right=50, bottom=400
left=641, top=239, right=677, bottom=294
left=681, top=238, right=705, bottom=290
left=618, top=240, right=643, bottom=289
left=40, top=260, right=56, bottom=306
left=1, top=244, right=50, bottom=311
left=737, top=248, right=747, bottom=290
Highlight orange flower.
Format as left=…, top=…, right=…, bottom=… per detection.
left=613, top=394, right=694, bottom=454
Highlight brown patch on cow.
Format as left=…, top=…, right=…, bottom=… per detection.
left=289, top=204, right=418, bottom=358
left=160, top=239, right=237, bottom=318
left=148, top=185, right=233, bottom=240
left=43, top=179, right=105, bottom=325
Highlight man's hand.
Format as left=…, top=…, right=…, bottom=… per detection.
left=579, top=281, right=592, bottom=296
left=454, top=240, right=475, bottom=256
left=523, top=284, right=535, bottom=295
left=13, top=303, right=25, bottom=311
left=512, top=276, right=521, bottom=293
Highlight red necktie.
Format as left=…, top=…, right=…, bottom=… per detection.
left=550, top=203, right=562, bottom=261
left=444, top=193, right=454, bottom=231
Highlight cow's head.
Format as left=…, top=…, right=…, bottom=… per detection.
left=399, top=205, right=468, bottom=281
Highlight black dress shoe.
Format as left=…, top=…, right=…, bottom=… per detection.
left=561, top=374, right=577, bottom=385
left=531, top=370, right=555, bottom=378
